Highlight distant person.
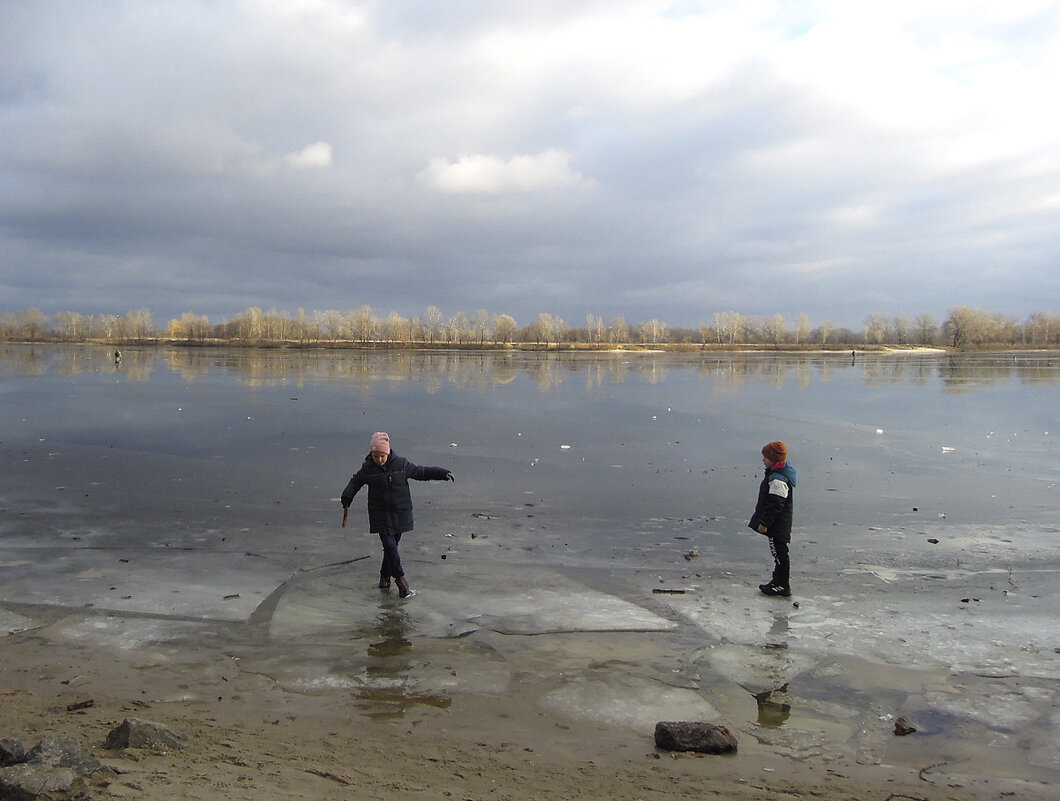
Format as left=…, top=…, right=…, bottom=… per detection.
left=748, top=441, right=797, bottom=597
left=340, top=432, right=454, bottom=598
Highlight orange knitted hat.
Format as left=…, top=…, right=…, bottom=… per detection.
left=762, top=441, right=787, bottom=463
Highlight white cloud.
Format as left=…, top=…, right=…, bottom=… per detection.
left=417, top=149, right=588, bottom=194
left=284, top=141, right=334, bottom=168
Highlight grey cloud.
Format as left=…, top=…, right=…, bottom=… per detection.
left=1, top=2, right=1057, bottom=330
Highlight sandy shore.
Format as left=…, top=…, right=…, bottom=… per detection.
left=2, top=626, right=1050, bottom=801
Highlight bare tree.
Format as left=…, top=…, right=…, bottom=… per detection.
left=233, top=307, right=264, bottom=341
left=639, top=318, right=668, bottom=345
left=944, top=306, right=988, bottom=348
left=892, top=313, right=910, bottom=345
left=263, top=308, right=290, bottom=341
left=447, top=311, right=470, bottom=344
left=942, top=306, right=1018, bottom=347
left=318, top=310, right=343, bottom=340
left=591, top=314, right=606, bottom=343
left=913, top=313, right=938, bottom=345
left=349, top=305, right=377, bottom=343
left=863, top=313, right=889, bottom=345
left=423, top=306, right=444, bottom=344
left=13, top=308, right=49, bottom=340
left=53, top=311, right=89, bottom=341
left=293, top=308, right=311, bottom=343
left=175, top=311, right=211, bottom=342
left=713, top=311, right=744, bottom=344
left=121, top=308, right=153, bottom=340
left=1026, top=312, right=1058, bottom=345
left=383, top=311, right=408, bottom=343
left=493, top=313, right=517, bottom=344
left=470, top=309, right=490, bottom=345
left=12, top=301, right=1060, bottom=351
left=762, top=314, right=786, bottom=347
left=96, top=314, right=119, bottom=340
left=535, top=313, right=555, bottom=346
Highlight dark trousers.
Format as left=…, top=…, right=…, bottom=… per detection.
left=379, top=529, right=404, bottom=580
left=768, top=537, right=790, bottom=587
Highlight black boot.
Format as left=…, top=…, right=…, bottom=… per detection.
left=760, top=583, right=791, bottom=597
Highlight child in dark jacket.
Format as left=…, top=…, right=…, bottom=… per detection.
left=340, top=432, right=453, bottom=598
left=748, top=440, right=797, bottom=597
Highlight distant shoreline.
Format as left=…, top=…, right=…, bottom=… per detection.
left=4, top=338, right=1053, bottom=354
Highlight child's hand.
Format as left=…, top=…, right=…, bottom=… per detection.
left=757, top=524, right=768, bottom=534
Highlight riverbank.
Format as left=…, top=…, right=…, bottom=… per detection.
left=5, top=335, right=1055, bottom=353
left=2, top=627, right=1050, bottom=801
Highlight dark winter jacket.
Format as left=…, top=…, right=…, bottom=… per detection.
left=341, top=451, right=450, bottom=533
left=748, top=463, right=797, bottom=543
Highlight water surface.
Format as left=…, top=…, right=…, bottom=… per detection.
left=1, top=344, right=1058, bottom=783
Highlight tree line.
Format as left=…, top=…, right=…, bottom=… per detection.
left=1, top=305, right=1057, bottom=348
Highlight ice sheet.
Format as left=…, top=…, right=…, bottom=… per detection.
left=264, top=563, right=677, bottom=640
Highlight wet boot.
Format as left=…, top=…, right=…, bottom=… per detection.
left=395, top=576, right=414, bottom=598
left=378, top=575, right=391, bottom=589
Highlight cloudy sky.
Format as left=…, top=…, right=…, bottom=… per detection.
left=3, top=0, right=1058, bottom=331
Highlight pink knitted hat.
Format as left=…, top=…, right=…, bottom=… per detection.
left=369, top=432, right=391, bottom=454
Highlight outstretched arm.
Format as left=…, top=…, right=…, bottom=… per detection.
left=407, top=463, right=454, bottom=482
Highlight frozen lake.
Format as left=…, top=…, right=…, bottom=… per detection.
left=1, top=343, right=1058, bottom=784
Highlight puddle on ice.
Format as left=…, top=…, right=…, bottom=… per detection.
left=754, top=689, right=791, bottom=727
left=539, top=670, right=718, bottom=735
left=232, top=562, right=682, bottom=721
left=697, top=642, right=820, bottom=696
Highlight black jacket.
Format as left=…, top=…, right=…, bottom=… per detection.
left=748, top=463, right=797, bottom=543
left=341, top=451, right=449, bottom=533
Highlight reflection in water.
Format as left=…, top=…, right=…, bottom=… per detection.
left=2, top=343, right=1058, bottom=393
left=755, top=685, right=792, bottom=727
left=756, top=614, right=794, bottom=727
left=366, top=604, right=413, bottom=658
left=356, top=601, right=453, bottom=721
left=767, top=613, right=789, bottom=638
left=356, top=686, right=453, bottom=722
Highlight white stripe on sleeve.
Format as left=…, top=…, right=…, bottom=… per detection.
left=768, top=478, right=789, bottom=499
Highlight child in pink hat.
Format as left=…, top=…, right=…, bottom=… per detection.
left=341, top=432, right=453, bottom=598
